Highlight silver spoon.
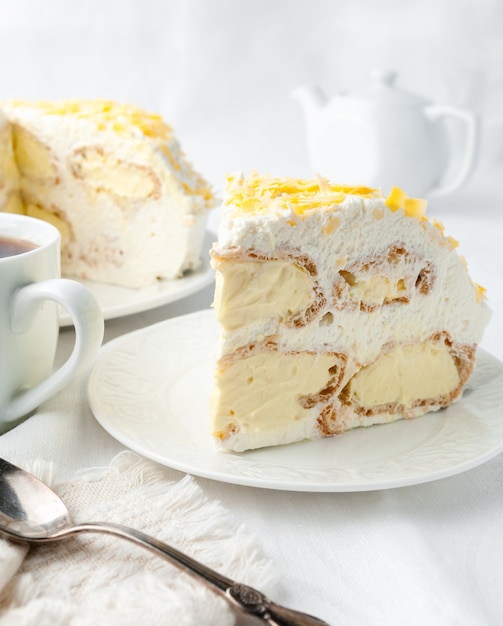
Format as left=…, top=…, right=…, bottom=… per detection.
left=0, top=457, right=331, bottom=625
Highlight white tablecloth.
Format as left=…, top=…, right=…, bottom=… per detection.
left=1, top=171, right=502, bottom=626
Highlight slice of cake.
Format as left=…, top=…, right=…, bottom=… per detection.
left=1, top=100, right=216, bottom=288
left=210, top=173, right=491, bottom=452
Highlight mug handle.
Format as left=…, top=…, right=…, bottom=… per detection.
left=6, top=278, right=104, bottom=423
left=425, top=106, right=480, bottom=198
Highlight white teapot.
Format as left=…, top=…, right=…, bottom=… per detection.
left=293, top=70, right=479, bottom=197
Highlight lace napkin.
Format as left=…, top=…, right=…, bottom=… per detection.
left=0, top=451, right=278, bottom=625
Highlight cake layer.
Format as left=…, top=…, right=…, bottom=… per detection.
left=212, top=331, right=475, bottom=452
left=1, top=100, right=217, bottom=288
left=345, top=339, right=459, bottom=409
left=0, top=110, right=22, bottom=215
left=210, top=174, right=491, bottom=452
left=212, top=253, right=319, bottom=330
left=212, top=349, right=344, bottom=444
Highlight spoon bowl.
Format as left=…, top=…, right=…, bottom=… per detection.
left=0, top=457, right=330, bottom=626
left=0, top=459, right=70, bottom=539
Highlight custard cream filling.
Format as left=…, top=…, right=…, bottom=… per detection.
left=340, top=271, right=406, bottom=305
left=70, top=148, right=159, bottom=199
left=212, top=351, right=340, bottom=436
left=12, top=125, right=56, bottom=182
left=213, top=260, right=313, bottom=330
left=346, top=341, right=459, bottom=408
left=2, top=193, right=24, bottom=214
left=25, top=203, right=72, bottom=248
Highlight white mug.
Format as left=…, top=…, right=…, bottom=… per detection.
left=0, top=212, right=104, bottom=433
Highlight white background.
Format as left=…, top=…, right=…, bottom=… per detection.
left=1, top=0, right=502, bottom=193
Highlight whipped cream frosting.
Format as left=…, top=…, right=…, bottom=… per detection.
left=214, top=175, right=488, bottom=359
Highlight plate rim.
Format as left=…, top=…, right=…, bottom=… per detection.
left=88, top=309, right=503, bottom=492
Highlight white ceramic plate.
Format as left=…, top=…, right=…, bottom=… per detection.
left=59, top=232, right=215, bottom=326
left=88, top=309, right=503, bottom=492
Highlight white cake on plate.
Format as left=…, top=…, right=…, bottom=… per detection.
left=210, top=173, right=491, bottom=452
left=1, top=100, right=216, bottom=288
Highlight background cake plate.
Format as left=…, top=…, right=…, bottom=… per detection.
left=88, top=309, right=503, bottom=492
left=59, top=231, right=215, bottom=326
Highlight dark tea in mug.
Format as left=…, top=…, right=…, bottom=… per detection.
left=0, top=236, right=38, bottom=258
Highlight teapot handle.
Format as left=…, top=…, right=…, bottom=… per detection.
left=424, top=106, right=479, bottom=197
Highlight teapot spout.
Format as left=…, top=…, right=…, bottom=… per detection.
left=292, top=85, right=327, bottom=123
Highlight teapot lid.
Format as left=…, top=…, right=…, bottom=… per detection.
left=351, top=70, right=429, bottom=106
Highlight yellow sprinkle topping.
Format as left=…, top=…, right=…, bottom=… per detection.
left=447, top=236, right=459, bottom=250
left=322, top=214, right=340, bottom=236
left=386, top=186, right=427, bottom=219
left=226, top=172, right=381, bottom=215
left=4, top=99, right=216, bottom=203
left=6, top=99, right=172, bottom=141
left=475, top=284, right=487, bottom=303
left=432, top=218, right=445, bottom=235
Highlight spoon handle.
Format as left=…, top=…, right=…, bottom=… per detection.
left=65, top=521, right=331, bottom=625
left=226, top=583, right=332, bottom=625
left=67, top=521, right=233, bottom=591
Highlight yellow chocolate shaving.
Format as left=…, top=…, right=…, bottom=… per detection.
left=447, top=236, right=459, bottom=250
left=432, top=218, right=445, bottom=235
left=386, top=186, right=408, bottom=212
left=6, top=99, right=172, bottom=141
left=385, top=186, right=427, bottom=219
left=4, top=99, right=215, bottom=202
left=475, top=284, right=487, bottom=303
left=226, top=172, right=381, bottom=215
